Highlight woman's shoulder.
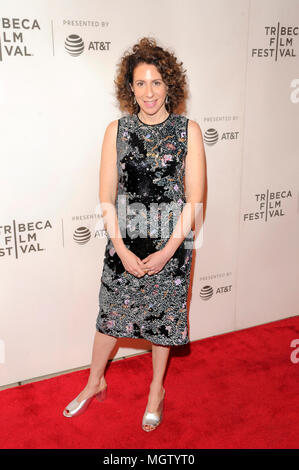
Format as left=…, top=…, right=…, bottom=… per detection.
left=187, top=119, right=202, bottom=136
left=105, top=119, right=119, bottom=132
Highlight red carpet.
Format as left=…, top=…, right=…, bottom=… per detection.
left=1, top=315, right=299, bottom=449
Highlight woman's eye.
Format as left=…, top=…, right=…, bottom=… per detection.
left=136, top=81, right=161, bottom=86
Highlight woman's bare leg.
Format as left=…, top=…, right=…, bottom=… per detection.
left=143, top=343, right=170, bottom=430
left=76, top=330, right=118, bottom=403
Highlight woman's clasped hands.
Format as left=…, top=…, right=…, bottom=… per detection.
left=119, top=246, right=171, bottom=277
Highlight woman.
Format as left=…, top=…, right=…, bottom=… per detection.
left=63, top=37, right=206, bottom=432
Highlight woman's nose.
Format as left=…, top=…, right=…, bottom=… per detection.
left=145, top=84, right=154, bottom=97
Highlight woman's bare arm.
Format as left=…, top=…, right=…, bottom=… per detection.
left=99, top=120, right=127, bottom=256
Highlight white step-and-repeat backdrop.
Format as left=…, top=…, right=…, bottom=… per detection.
left=1, top=0, right=298, bottom=386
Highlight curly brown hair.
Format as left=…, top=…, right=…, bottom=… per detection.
left=114, top=37, right=188, bottom=115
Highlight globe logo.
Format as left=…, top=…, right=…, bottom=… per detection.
left=203, top=128, right=219, bottom=146
left=200, top=285, right=214, bottom=300
left=73, top=227, right=91, bottom=245
left=65, top=34, right=85, bottom=56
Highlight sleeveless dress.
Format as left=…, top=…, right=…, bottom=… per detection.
left=96, top=112, right=194, bottom=346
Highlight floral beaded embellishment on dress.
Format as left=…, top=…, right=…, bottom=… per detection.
left=96, top=112, right=194, bottom=346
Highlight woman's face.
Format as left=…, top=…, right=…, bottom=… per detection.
left=130, top=62, right=168, bottom=116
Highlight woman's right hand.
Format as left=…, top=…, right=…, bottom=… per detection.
left=118, top=247, right=147, bottom=277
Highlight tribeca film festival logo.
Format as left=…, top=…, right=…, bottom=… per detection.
left=0, top=220, right=52, bottom=258
left=95, top=198, right=203, bottom=250
left=252, top=23, right=298, bottom=61
left=0, top=17, right=41, bottom=61
left=243, top=189, right=292, bottom=222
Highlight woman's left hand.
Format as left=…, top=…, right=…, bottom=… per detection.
left=141, top=248, right=172, bottom=275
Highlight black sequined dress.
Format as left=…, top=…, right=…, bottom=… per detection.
left=96, top=112, right=193, bottom=346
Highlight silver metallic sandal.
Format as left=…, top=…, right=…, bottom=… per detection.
left=62, top=385, right=107, bottom=418
left=142, top=388, right=165, bottom=432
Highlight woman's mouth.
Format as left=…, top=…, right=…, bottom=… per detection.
left=144, top=100, right=157, bottom=108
